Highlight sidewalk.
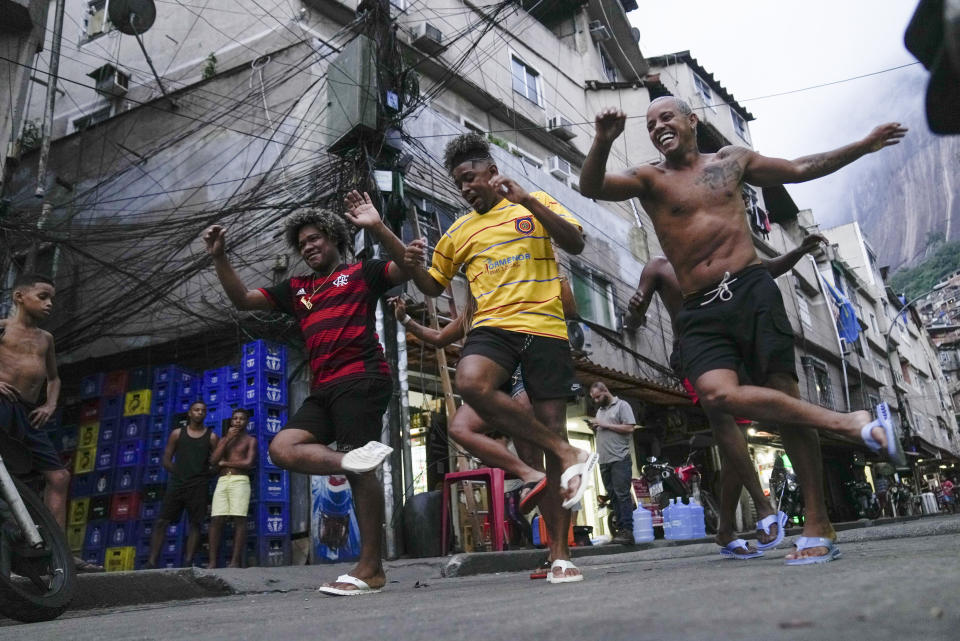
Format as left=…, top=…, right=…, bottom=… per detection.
left=67, top=512, right=959, bottom=612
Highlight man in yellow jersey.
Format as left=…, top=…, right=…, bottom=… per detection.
left=401, top=133, right=596, bottom=584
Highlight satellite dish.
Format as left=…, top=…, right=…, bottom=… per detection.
left=109, top=0, right=157, bottom=35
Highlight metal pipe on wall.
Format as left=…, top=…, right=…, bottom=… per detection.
left=35, top=0, right=66, bottom=198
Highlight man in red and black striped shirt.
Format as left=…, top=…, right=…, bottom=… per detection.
left=204, top=200, right=412, bottom=595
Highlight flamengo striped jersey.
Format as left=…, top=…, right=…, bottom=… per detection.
left=259, top=260, right=393, bottom=388
left=428, top=191, right=581, bottom=340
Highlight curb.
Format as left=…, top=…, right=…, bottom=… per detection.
left=71, top=568, right=235, bottom=611
left=441, top=512, right=938, bottom=577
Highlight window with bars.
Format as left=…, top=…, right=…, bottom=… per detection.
left=802, top=356, right=835, bottom=410
left=511, top=55, right=542, bottom=107
left=692, top=73, right=716, bottom=111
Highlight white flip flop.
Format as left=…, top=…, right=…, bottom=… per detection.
left=860, top=402, right=906, bottom=466
left=341, top=441, right=394, bottom=473
left=317, top=574, right=383, bottom=596
left=545, top=559, right=583, bottom=584
left=560, top=450, right=599, bottom=510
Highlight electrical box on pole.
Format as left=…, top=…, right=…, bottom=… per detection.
left=325, top=35, right=379, bottom=155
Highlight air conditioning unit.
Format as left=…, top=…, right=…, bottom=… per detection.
left=589, top=20, right=611, bottom=42
left=88, top=64, right=129, bottom=97
left=547, top=114, right=576, bottom=141
left=548, top=155, right=572, bottom=180
left=412, top=22, right=443, bottom=54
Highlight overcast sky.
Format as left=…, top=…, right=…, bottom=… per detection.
left=631, top=0, right=924, bottom=224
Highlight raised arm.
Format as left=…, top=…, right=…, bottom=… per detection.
left=580, top=108, right=649, bottom=201
left=626, top=260, right=663, bottom=327
left=489, top=176, right=584, bottom=254
left=762, top=233, right=828, bottom=278
left=391, top=297, right=467, bottom=347
left=343, top=191, right=444, bottom=295
left=743, top=123, right=907, bottom=187
left=204, top=225, right=273, bottom=311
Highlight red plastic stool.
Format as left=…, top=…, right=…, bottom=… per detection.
left=441, top=468, right=505, bottom=554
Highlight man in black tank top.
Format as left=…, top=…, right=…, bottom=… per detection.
left=146, top=401, right=219, bottom=568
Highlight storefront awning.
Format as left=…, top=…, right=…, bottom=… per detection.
left=573, top=358, right=691, bottom=407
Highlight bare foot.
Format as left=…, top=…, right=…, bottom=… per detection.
left=716, top=536, right=759, bottom=557
left=549, top=559, right=582, bottom=582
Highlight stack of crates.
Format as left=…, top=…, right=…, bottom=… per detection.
left=72, top=367, right=155, bottom=570
left=238, top=339, right=291, bottom=567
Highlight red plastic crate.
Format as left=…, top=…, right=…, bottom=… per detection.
left=110, top=492, right=142, bottom=521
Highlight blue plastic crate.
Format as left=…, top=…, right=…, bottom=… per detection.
left=224, top=381, right=242, bottom=403
left=114, top=466, right=142, bottom=492
left=256, top=469, right=289, bottom=502
left=241, top=340, right=286, bottom=375
left=257, top=436, right=280, bottom=470
left=153, top=365, right=193, bottom=387
left=174, top=396, right=199, bottom=413
left=134, top=553, right=151, bottom=570
left=80, top=373, right=105, bottom=399
left=225, top=366, right=241, bottom=384
left=242, top=371, right=286, bottom=405
left=120, top=416, right=149, bottom=441
left=70, top=473, right=93, bottom=497
left=142, top=466, right=168, bottom=486
left=203, top=385, right=224, bottom=406
left=82, top=546, right=106, bottom=567
left=98, top=417, right=119, bottom=444
left=245, top=403, right=287, bottom=437
left=91, top=469, right=114, bottom=496
left=159, top=551, right=182, bottom=569
left=84, top=519, right=109, bottom=548
left=176, top=376, right=200, bottom=399
left=140, top=501, right=162, bottom=521
left=166, top=518, right=187, bottom=539
left=149, top=413, right=174, bottom=434
left=57, top=424, right=78, bottom=453
left=88, top=495, right=110, bottom=520
left=257, top=536, right=291, bottom=567
left=117, top=440, right=145, bottom=466
left=145, top=447, right=164, bottom=467
left=129, top=366, right=152, bottom=390
left=255, top=501, right=290, bottom=536
left=147, top=431, right=167, bottom=450
left=100, top=395, right=124, bottom=419
left=203, top=367, right=228, bottom=389
left=95, top=443, right=117, bottom=470
left=107, top=521, right=137, bottom=547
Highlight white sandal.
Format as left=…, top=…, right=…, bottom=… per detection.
left=341, top=441, right=394, bottom=473
left=560, top=450, right=598, bottom=510
left=317, top=574, right=383, bottom=596
left=546, top=559, right=583, bottom=584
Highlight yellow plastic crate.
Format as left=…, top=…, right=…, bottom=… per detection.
left=123, top=389, right=151, bottom=417
left=77, top=423, right=99, bottom=449
left=68, top=497, right=90, bottom=526
left=104, top=546, right=136, bottom=572
left=73, top=446, right=97, bottom=474
left=67, top=524, right=86, bottom=552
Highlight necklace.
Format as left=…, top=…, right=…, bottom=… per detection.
left=300, top=264, right=339, bottom=310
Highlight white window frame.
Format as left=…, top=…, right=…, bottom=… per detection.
left=570, top=265, right=617, bottom=330
left=597, top=43, right=618, bottom=82
left=507, top=143, right=543, bottom=170
left=510, top=51, right=544, bottom=108
left=82, top=0, right=112, bottom=43
left=692, top=72, right=716, bottom=112
left=70, top=104, right=112, bottom=133
left=461, top=116, right=485, bottom=135
left=731, top=109, right=750, bottom=142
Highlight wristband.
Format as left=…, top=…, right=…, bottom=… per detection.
left=398, top=314, right=411, bottom=325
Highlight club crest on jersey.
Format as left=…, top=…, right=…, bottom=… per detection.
left=332, top=274, right=349, bottom=287
left=515, top=216, right=534, bottom=235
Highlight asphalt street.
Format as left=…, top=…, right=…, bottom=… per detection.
left=5, top=516, right=959, bottom=641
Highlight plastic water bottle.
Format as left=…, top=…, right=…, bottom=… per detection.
left=662, top=500, right=674, bottom=539
left=675, top=499, right=692, bottom=540
left=632, top=505, right=654, bottom=543
left=688, top=498, right=706, bottom=538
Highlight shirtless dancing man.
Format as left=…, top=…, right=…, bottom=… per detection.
left=581, top=97, right=906, bottom=563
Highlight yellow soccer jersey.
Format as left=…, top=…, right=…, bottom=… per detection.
left=428, top=191, right=581, bottom=340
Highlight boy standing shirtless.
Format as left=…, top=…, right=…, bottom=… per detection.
left=207, top=408, right=257, bottom=568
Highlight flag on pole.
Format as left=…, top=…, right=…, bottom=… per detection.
left=819, top=273, right=860, bottom=343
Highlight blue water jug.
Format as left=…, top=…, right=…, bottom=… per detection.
left=664, top=499, right=683, bottom=540
left=632, top=504, right=654, bottom=543
left=675, top=499, right=693, bottom=540
left=688, top=497, right=706, bottom=538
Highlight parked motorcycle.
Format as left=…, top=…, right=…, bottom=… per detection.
left=770, top=455, right=804, bottom=526
left=883, top=481, right=914, bottom=517
left=642, top=447, right=719, bottom=534
left=0, top=429, right=76, bottom=622
left=844, top=479, right=882, bottom=520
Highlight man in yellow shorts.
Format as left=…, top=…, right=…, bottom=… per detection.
left=208, top=408, right=257, bottom=568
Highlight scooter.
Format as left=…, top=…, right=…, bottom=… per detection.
left=0, top=428, right=76, bottom=622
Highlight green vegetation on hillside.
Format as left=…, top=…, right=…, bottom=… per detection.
left=889, top=240, right=960, bottom=299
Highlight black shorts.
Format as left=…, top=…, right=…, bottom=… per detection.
left=0, top=398, right=65, bottom=472
left=159, top=482, right=208, bottom=526
left=282, top=376, right=392, bottom=451
left=675, top=265, right=797, bottom=385
left=497, top=366, right=526, bottom=398
left=462, top=327, right=575, bottom=400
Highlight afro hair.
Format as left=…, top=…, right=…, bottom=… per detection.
left=284, top=208, right=351, bottom=255
left=443, top=132, right=493, bottom=174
